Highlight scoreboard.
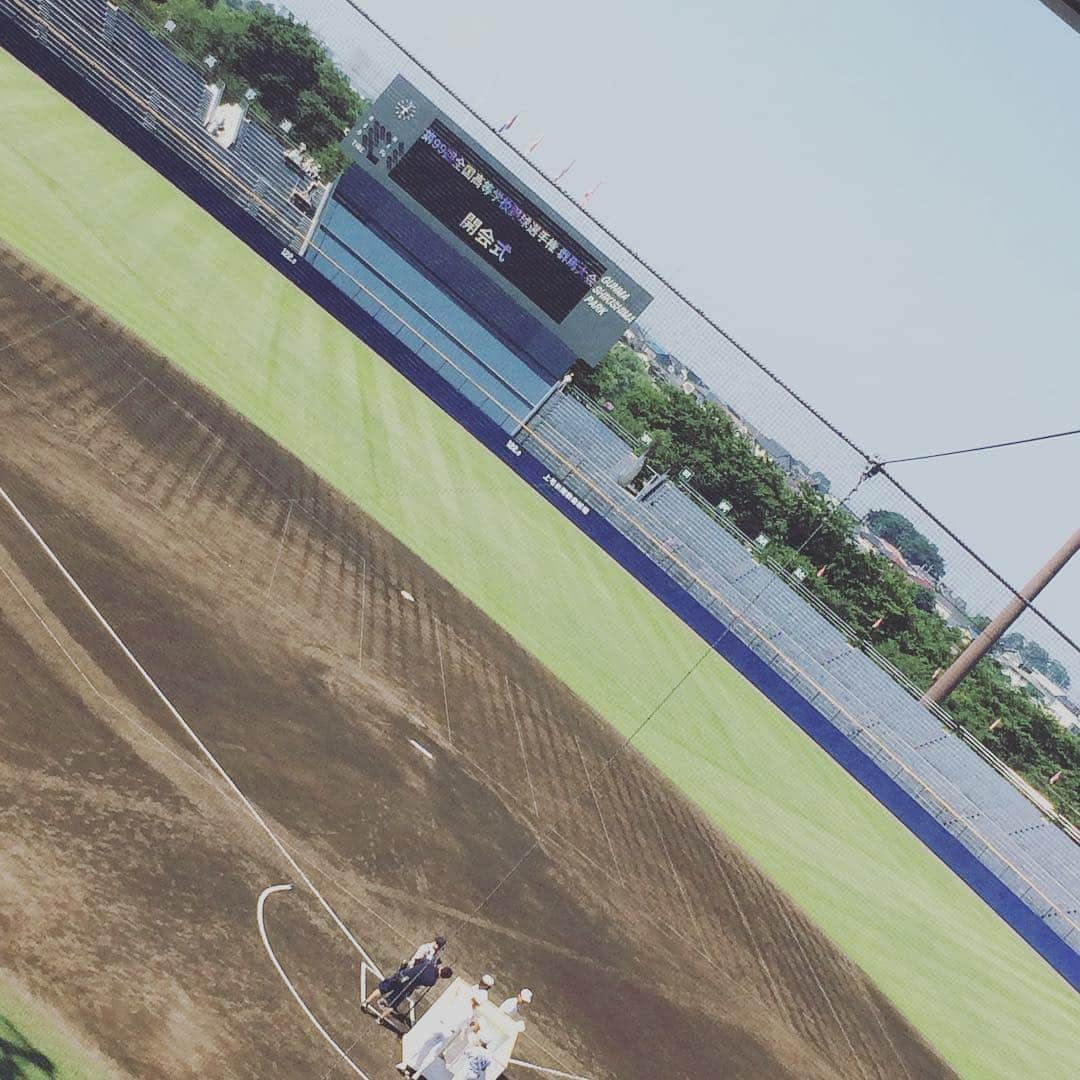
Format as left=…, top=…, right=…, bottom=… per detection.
left=341, top=76, right=652, bottom=364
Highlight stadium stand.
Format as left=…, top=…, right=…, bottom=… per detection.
left=0, top=0, right=320, bottom=244
left=515, top=386, right=1080, bottom=948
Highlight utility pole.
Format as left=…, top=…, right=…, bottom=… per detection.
left=923, top=527, right=1080, bottom=705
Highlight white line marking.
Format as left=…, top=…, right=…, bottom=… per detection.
left=185, top=433, right=223, bottom=501
left=264, top=500, right=293, bottom=599
left=86, top=375, right=143, bottom=432
left=572, top=733, right=623, bottom=885
left=0, top=482, right=383, bottom=977
left=772, top=900, right=869, bottom=1080
left=700, top=831, right=789, bottom=1021
left=641, top=792, right=713, bottom=961
left=0, top=311, right=72, bottom=354
left=507, top=1059, right=595, bottom=1080
left=257, top=885, right=372, bottom=1079
left=408, top=738, right=435, bottom=761
left=506, top=675, right=539, bottom=816
left=434, top=616, right=452, bottom=746
left=357, top=557, right=367, bottom=671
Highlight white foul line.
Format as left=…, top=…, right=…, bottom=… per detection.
left=0, top=484, right=384, bottom=977
left=257, top=884, right=371, bottom=1079
left=507, top=1058, right=595, bottom=1080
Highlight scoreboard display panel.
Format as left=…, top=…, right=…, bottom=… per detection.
left=390, top=119, right=605, bottom=323
left=341, top=76, right=652, bottom=363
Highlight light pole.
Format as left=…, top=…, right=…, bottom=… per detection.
left=923, top=527, right=1080, bottom=705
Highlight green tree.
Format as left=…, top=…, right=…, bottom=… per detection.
left=913, top=588, right=936, bottom=613
left=1019, top=640, right=1051, bottom=675
left=591, top=345, right=652, bottom=405
left=1045, top=659, right=1071, bottom=690
left=143, top=0, right=364, bottom=165
left=227, top=9, right=324, bottom=116
left=865, top=510, right=946, bottom=580
left=574, top=345, right=1080, bottom=821
left=997, top=632, right=1072, bottom=689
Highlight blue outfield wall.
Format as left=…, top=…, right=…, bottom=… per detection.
left=4, top=24, right=1078, bottom=994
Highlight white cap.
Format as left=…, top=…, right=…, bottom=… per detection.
left=520, top=988, right=533, bottom=1003
left=480, top=974, right=495, bottom=988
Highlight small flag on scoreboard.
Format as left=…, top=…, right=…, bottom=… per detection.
left=526, top=134, right=544, bottom=155
left=583, top=181, right=602, bottom=204
left=497, top=113, right=518, bottom=134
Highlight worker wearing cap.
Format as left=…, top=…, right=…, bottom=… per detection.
left=498, top=988, right=532, bottom=1019
left=438, top=976, right=496, bottom=1071
left=452, top=1039, right=493, bottom=1080
left=409, top=934, right=447, bottom=967
left=469, top=974, right=495, bottom=1009
left=363, top=958, right=453, bottom=1021
left=399, top=1019, right=480, bottom=1078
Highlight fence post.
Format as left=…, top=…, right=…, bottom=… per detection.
left=636, top=471, right=668, bottom=503
left=510, top=373, right=571, bottom=439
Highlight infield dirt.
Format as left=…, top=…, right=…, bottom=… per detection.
left=0, top=245, right=953, bottom=1079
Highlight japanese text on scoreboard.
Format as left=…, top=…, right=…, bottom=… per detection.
left=341, top=76, right=652, bottom=363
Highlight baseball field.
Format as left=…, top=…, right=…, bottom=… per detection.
left=1, top=47, right=1078, bottom=1078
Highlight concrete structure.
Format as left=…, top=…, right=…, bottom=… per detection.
left=303, top=75, right=654, bottom=429
left=0, top=0, right=321, bottom=244
left=1040, top=0, right=1080, bottom=34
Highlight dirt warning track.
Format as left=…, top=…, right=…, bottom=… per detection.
left=0, top=245, right=953, bottom=1079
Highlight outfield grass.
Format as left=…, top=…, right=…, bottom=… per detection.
left=0, top=984, right=118, bottom=1079
left=2, top=51, right=1078, bottom=1078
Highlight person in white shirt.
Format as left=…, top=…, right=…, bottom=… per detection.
left=452, top=1040, right=493, bottom=1080
left=397, top=1019, right=480, bottom=1077
left=409, top=934, right=447, bottom=967
left=468, top=973, right=495, bottom=1009
left=439, top=977, right=495, bottom=1070
left=498, top=988, right=532, bottom=1019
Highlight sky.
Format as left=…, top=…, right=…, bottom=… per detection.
left=285, top=0, right=1080, bottom=675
